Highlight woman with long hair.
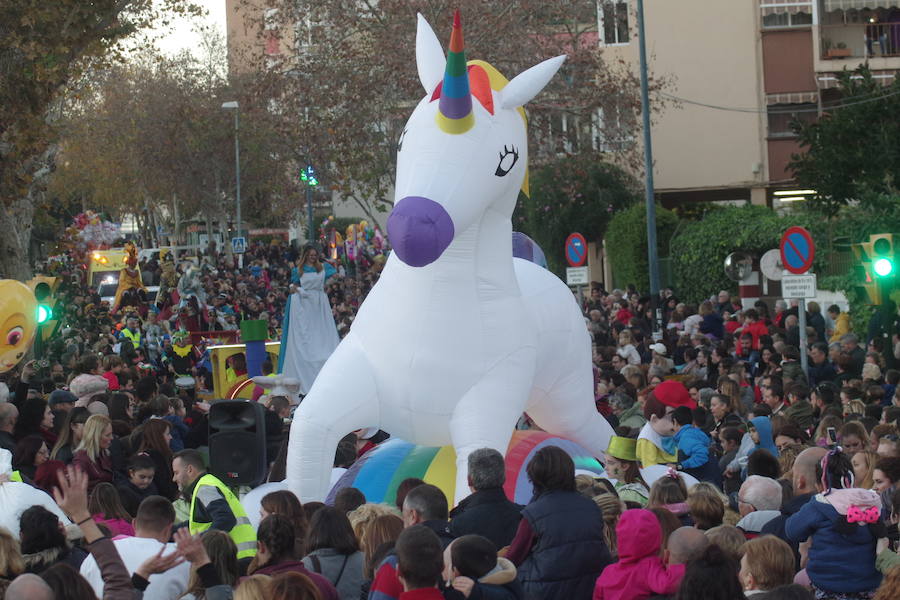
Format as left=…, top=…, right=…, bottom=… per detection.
left=14, top=397, right=55, bottom=446
left=12, top=435, right=49, bottom=481
left=50, top=407, right=89, bottom=463
left=279, top=246, right=340, bottom=395
left=0, top=526, right=24, bottom=595
left=182, top=530, right=239, bottom=600
left=359, top=514, right=403, bottom=583
left=301, top=507, right=364, bottom=600
left=249, top=514, right=338, bottom=600
left=88, top=482, right=134, bottom=536
left=260, top=490, right=308, bottom=558
left=137, top=418, right=177, bottom=500
left=72, top=414, right=114, bottom=494
left=591, top=493, right=624, bottom=561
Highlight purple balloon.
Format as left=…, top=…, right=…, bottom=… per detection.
left=387, top=196, right=455, bottom=267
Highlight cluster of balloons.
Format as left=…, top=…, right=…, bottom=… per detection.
left=318, top=216, right=389, bottom=268
left=61, top=210, right=120, bottom=254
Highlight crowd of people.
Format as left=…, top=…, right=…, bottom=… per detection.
left=2, top=244, right=900, bottom=600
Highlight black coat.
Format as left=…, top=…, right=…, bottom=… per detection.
left=449, top=488, right=523, bottom=549
left=518, top=491, right=611, bottom=600
left=760, top=491, right=815, bottom=569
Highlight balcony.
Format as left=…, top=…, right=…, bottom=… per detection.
left=820, top=20, right=900, bottom=59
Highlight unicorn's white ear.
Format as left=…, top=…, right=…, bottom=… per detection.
left=416, top=13, right=445, bottom=94
left=500, top=55, right=567, bottom=109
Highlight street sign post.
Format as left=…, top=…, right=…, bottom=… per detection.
left=780, top=227, right=816, bottom=374
left=780, top=226, right=815, bottom=275
left=566, top=266, right=589, bottom=286
left=564, top=233, right=588, bottom=310
left=782, top=274, right=817, bottom=299
left=565, top=233, right=588, bottom=267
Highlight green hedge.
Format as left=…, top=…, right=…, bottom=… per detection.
left=605, top=203, right=679, bottom=291
left=670, top=205, right=808, bottom=304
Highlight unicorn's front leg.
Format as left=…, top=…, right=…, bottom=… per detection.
left=287, top=335, right=381, bottom=503
left=448, top=347, right=537, bottom=506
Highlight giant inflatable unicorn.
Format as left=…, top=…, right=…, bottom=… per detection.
left=287, top=12, right=614, bottom=504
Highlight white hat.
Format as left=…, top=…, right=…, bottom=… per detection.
left=650, top=343, right=668, bottom=356
left=252, top=375, right=302, bottom=405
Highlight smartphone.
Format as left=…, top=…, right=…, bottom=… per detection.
left=827, top=427, right=837, bottom=446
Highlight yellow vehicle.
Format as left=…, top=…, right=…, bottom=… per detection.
left=208, top=341, right=282, bottom=399
left=87, top=249, right=126, bottom=299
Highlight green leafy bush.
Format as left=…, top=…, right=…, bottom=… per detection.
left=670, top=205, right=809, bottom=304
left=605, top=203, right=679, bottom=291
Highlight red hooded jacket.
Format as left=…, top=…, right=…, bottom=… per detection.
left=592, top=509, right=685, bottom=600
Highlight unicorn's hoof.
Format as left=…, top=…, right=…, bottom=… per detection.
left=387, top=196, right=454, bottom=267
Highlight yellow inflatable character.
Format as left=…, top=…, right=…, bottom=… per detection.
left=0, top=280, right=38, bottom=373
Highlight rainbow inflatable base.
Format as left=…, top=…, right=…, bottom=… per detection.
left=325, top=430, right=605, bottom=506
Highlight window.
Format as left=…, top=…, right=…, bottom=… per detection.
left=759, top=1, right=813, bottom=28
left=599, top=1, right=629, bottom=45
left=762, top=11, right=813, bottom=28
left=767, top=103, right=817, bottom=138
left=594, top=103, right=635, bottom=152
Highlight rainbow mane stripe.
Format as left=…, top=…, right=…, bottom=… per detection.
left=435, top=10, right=474, bottom=134
left=326, top=430, right=605, bottom=506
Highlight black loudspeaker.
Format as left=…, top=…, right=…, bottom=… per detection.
left=208, top=400, right=267, bottom=487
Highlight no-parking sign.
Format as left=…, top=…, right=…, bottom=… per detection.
left=780, top=226, right=814, bottom=275
left=565, top=233, right=587, bottom=267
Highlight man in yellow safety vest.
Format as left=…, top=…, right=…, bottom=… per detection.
left=172, top=449, right=256, bottom=560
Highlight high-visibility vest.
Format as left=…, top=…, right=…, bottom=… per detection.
left=122, top=328, right=141, bottom=347
left=10, top=471, right=23, bottom=482
left=189, top=473, right=257, bottom=559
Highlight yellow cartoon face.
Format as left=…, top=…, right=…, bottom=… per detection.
left=0, top=280, right=37, bottom=373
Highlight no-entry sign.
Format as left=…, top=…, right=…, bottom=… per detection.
left=780, top=226, right=815, bottom=275
left=565, top=233, right=587, bottom=267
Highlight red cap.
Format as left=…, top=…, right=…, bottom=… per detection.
left=653, top=380, right=696, bottom=409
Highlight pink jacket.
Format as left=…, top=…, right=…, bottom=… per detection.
left=593, top=509, right=685, bottom=600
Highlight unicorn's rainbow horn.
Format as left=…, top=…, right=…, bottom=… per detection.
left=436, top=10, right=474, bottom=134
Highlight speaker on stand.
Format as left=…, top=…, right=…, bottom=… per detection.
left=208, top=400, right=267, bottom=487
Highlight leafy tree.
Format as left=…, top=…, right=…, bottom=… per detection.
left=0, top=0, right=200, bottom=278
left=48, top=38, right=297, bottom=250
left=513, top=154, right=641, bottom=275
left=789, top=65, right=900, bottom=217
left=605, top=203, right=679, bottom=292
left=237, top=0, right=672, bottom=222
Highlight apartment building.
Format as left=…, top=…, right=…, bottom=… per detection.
left=225, top=1, right=900, bottom=220
left=598, top=0, right=899, bottom=209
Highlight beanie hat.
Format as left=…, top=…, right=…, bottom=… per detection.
left=653, top=380, right=696, bottom=410
left=48, top=389, right=78, bottom=407
left=69, top=374, right=108, bottom=406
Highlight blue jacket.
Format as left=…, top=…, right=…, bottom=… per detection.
left=785, top=492, right=882, bottom=593
left=673, top=424, right=710, bottom=468
left=518, top=490, right=611, bottom=600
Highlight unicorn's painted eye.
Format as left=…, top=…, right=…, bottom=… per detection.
left=398, top=129, right=408, bottom=152
left=6, top=327, right=23, bottom=347
left=495, top=145, right=519, bottom=177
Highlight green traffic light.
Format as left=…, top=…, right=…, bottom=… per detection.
left=36, top=304, right=51, bottom=324
left=874, top=258, right=894, bottom=277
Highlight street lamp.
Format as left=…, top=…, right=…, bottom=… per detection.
left=221, top=101, right=241, bottom=245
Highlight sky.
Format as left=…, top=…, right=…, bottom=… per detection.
left=153, top=0, right=227, bottom=57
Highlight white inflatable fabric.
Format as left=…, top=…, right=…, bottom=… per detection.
left=0, top=449, right=71, bottom=538
left=287, top=13, right=614, bottom=504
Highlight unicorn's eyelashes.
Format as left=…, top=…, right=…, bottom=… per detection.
left=495, top=145, right=519, bottom=177
left=398, top=129, right=408, bottom=152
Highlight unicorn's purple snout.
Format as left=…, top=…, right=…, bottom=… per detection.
left=387, top=196, right=455, bottom=267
